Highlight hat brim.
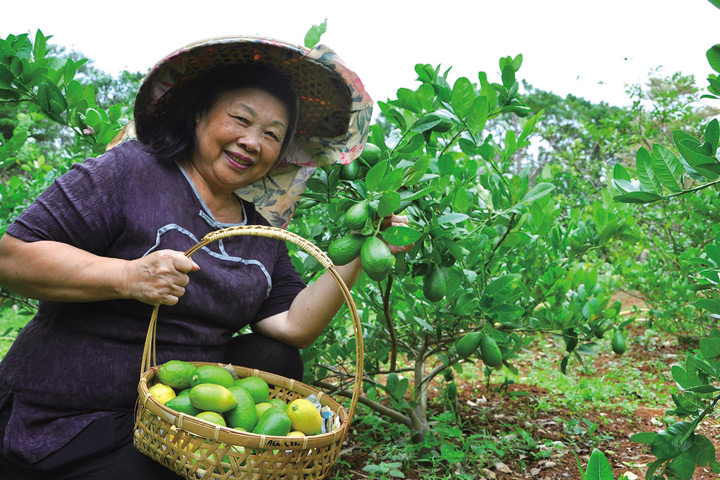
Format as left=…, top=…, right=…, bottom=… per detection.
left=133, top=36, right=353, bottom=139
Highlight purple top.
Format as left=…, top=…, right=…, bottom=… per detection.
left=0, top=140, right=305, bottom=463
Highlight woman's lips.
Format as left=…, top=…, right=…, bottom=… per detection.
left=225, top=151, right=253, bottom=169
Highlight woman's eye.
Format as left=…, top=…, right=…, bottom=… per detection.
left=233, top=115, right=249, bottom=124
left=266, top=131, right=281, bottom=141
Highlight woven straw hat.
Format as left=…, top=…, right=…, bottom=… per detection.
left=134, top=35, right=355, bottom=139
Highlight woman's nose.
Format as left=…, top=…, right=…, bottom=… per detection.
left=238, top=130, right=260, bottom=152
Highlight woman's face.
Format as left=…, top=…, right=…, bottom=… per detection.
left=191, top=87, right=290, bottom=194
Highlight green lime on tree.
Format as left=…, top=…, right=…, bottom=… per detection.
left=423, top=266, right=447, bottom=302
left=479, top=335, right=503, bottom=367
left=339, top=161, right=360, bottom=181
left=455, top=332, right=481, bottom=358
left=611, top=330, right=627, bottom=355
left=328, top=233, right=366, bottom=266
left=344, top=200, right=371, bottom=231
left=360, top=236, right=394, bottom=281
left=359, top=142, right=381, bottom=166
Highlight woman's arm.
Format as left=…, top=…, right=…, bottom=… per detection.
left=252, top=215, right=412, bottom=349
left=0, top=234, right=199, bottom=306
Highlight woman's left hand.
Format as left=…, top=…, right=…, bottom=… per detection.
left=379, top=214, right=413, bottom=254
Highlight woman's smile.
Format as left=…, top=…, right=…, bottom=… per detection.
left=225, top=150, right=254, bottom=169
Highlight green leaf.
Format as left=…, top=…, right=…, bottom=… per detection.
left=403, top=157, right=431, bottom=185
left=485, top=274, right=521, bottom=297
left=700, top=337, right=720, bottom=363
left=304, top=19, right=327, bottom=49
left=630, top=432, right=658, bottom=445
left=453, top=188, right=471, bottom=213
left=666, top=450, right=697, bottom=480
left=467, top=96, right=489, bottom=136
left=397, top=88, right=421, bottom=113
left=673, top=131, right=715, bottom=170
left=0, top=64, right=14, bottom=89
left=32, top=29, right=47, bottom=60
left=66, top=80, right=83, bottom=107
left=684, top=385, right=719, bottom=393
left=85, top=108, right=103, bottom=130
left=416, top=83, right=435, bottom=111
left=412, top=112, right=446, bottom=133
left=708, top=44, right=720, bottom=73
left=636, top=147, right=662, bottom=194
left=697, top=299, right=720, bottom=315
left=378, top=167, right=404, bottom=192
left=672, top=365, right=691, bottom=388
left=695, top=162, right=720, bottom=177
left=613, top=163, right=631, bottom=181
left=377, top=191, right=400, bottom=218
left=710, top=0, right=720, bottom=10
left=382, top=225, right=421, bottom=246
left=650, top=429, right=684, bottom=459
left=583, top=449, right=614, bottom=480
left=365, top=160, right=388, bottom=192
left=489, top=304, right=525, bottom=320
left=437, top=213, right=469, bottom=225
left=706, top=119, right=719, bottom=152
left=651, top=144, right=683, bottom=192
left=614, top=191, right=663, bottom=204
left=108, top=104, right=122, bottom=123
left=675, top=392, right=705, bottom=413
left=396, top=133, right=425, bottom=154
left=521, top=182, right=555, bottom=204
left=451, top=77, right=474, bottom=119
left=63, top=58, right=77, bottom=85
left=438, top=153, right=455, bottom=176
left=501, top=64, right=516, bottom=89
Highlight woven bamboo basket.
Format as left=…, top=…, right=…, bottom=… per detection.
left=133, top=225, right=363, bottom=480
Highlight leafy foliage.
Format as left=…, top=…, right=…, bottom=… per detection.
left=289, top=54, right=629, bottom=443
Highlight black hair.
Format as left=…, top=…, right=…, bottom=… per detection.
left=139, top=64, right=298, bottom=165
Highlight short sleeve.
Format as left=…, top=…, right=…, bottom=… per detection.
left=6, top=149, right=127, bottom=254
left=251, top=239, right=306, bottom=323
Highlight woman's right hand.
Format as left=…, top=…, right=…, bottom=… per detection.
left=123, top=250, right=200, bottom=306
left=0, top=234, right=200, bottom=305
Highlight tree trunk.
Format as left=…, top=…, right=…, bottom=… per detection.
left=408, top=346, right=430, bottom=443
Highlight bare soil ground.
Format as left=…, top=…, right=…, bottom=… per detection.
left=327, top=292, right=720, bottom=479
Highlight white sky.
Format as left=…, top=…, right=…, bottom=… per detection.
left=1, top=0, right=719, bottom=109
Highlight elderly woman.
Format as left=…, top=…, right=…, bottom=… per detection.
left=0, top=36, right=403, bottom=479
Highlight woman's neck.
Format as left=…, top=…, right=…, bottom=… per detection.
left=181, top=160, right=245, bottom=224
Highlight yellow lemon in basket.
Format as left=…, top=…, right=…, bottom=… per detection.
left=287, top=431, right=306, bottom=438
left=225, top=386, right=258, bottom=432
left=234, top=376, right=270, bottom=404
left=196, top=411, right=227, bottom=427
left=148, top=383, right=176, bottom=405
left=157, top=360, right=197, bottom=390
left=190, top=365, right=235, bottom=388
left=286, top=399, right=322, bottom=435
left=189, top=384, right=237, bottom=413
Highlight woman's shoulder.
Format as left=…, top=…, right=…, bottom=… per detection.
left=96, top=140, right=156, bottom=165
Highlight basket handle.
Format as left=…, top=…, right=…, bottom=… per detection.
left=140, top=224, right=364, bottom=424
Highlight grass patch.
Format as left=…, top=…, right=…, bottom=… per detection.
left=0, top=305, right=32, bottom=359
